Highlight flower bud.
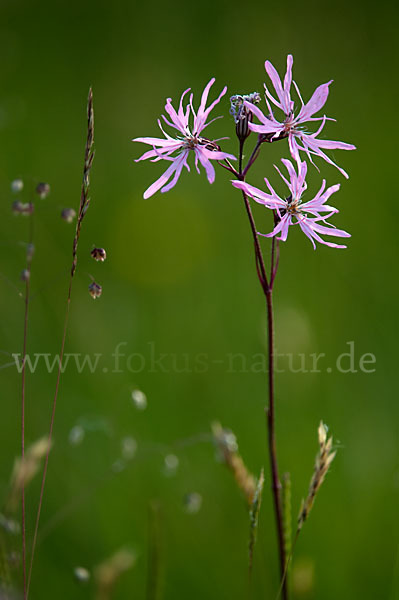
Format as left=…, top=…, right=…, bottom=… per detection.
left=61, top=208, right=76, bottom=223
left=26, top=243, right=35, bottom=261
left=88, top=281, right=102, bottom=299
left=74, top=566, right=90, bottom=583
left=20, top=269, right=30, bottom=282
left=11, top=179, right=24, bottom=193
left=36, top=182, right=50, bottom=199
left=91, top=247, right=107, bottom=262
left=12, top=201, right=34, bottom=216
left=230, top=92, right=261, bottom=142
left=183, top=492, right=202, bottom=514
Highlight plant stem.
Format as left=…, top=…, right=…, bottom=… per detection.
left=21, top=289, right=28, bottom=600
left=26, top=287, right=72, bottom=597
left=21, top=212, right=34, bottom=600
left=242, top=139, right=262, bottom=178
left=265, top=288, right=286, bottom=600
left=238, top=138, right=287, bottom=599
left=238, top=139, right=268, bottom=292
left=241, top=191, right=268, bottom=292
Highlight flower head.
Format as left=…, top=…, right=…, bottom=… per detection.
left=244, top=55, right=356, bottom=178
left=232, top=159, right=351, bottom=249
left=133, top=79, right=236, bottom=199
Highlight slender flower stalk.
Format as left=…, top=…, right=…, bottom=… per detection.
left=27, top=88, right=95, bottom=598
left=235, top=136, right=288, bottom=600
left=265, top=287, right=287, bottom=599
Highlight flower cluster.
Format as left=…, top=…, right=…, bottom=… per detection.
left=233, top=54, right=355, bottom=249
left=133, top=55, right=355, bottom=249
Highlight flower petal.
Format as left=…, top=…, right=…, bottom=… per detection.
left=265, top=59, right=285, bottom=110
left=194, top=78, right=227, bottom=134
left=307, top=220, right=351, bottom=238
left=259, top=214, right=292, bottom=240
left=283, top=54, right=294, bottom=113
left=231, top=180, right=283, bottom=208
left=301, top=183, right=340, bottom=210
left=160, top=154, right=189, bottom=194
left=244, top=101, right=281, bottom=131
left=298, top=81, right=332, bottom=122
left=196, top=147, right=216, bottom=183
left=297, top=215, right=349, bottom=249
left=143, top=152, right=188, bottom=199
left=178, top=87, right=191, bottom=129
left=200, top=147, right=237, bottom=162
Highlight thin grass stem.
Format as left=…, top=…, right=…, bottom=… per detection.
left=26, top=88, right=94, bottom=598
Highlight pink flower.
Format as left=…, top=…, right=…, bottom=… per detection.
left=232, top=159, right=351, bottom=249
left=133, top=79, right=236, bottom=199
left=244, top=55, right=356, bottom=178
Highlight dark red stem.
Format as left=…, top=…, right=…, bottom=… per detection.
left=237, top=137, right=287, bottom=600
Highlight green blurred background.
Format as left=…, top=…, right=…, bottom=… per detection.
left=0, top=0, right=398, bottom=598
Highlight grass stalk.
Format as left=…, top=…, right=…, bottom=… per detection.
left=26, top=88, right=95, bottom=597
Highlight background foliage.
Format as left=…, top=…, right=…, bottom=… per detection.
left=0, top=0, right=398, bottom=598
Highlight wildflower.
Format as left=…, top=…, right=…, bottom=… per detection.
left=244, top=55, right=356, bottom=178
left=232, top=159, right=351, bottom=249
left=91, top=247, right=107, bottom=262
left=133, top=78, right=236, bottom=199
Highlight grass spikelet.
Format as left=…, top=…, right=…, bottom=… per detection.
left=297, top=421, right=336, bottom=532
left=212, top=422, right=256, bottom=507
left=71, top=87, right=94, bottom=278
left=248, top=468, right=264, bottom=574
left=95, top=548, right=136, bottom=600
left=7, top=437, right=52, bottom=513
